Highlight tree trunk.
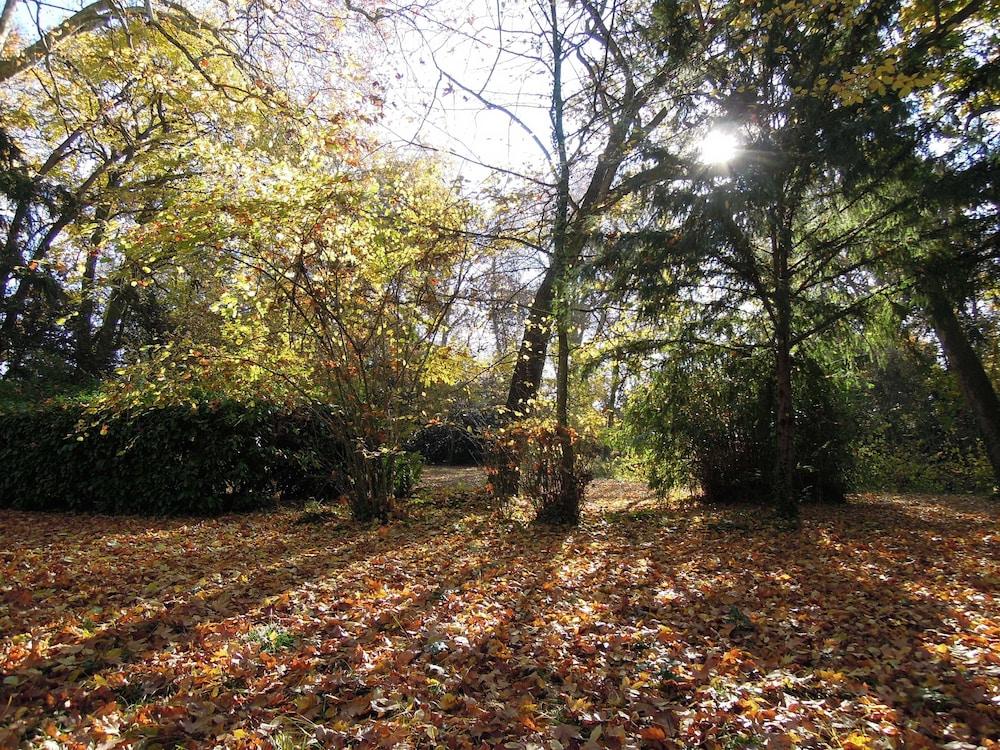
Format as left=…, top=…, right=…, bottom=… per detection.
left=75, top=177, right=118, bottom=374
left=505, top=271, right=557, bottom=415
left=774, top=316, right=796, bottom=519
left=546, top=317, right=580, bottom=522
left=74, top=249, right=100, bottom=374
left=493, top=272, right=555, bottom=498
left=922, top=275, right=1000, bottom=491
left=90, top=286, right=129, bottom=370
left=537, top=0, right=579, bottom=524
left=0, top=0, right=18, bottom=54
left=772, top=216, right=797, bottom=522
left=1, top=127, right=87, bottom=300
left=606, top=358, right=620, bottom=428
left=0, top=212, right=76, bottom=361
left=0, top=199, right=31, bottom=299
left=0, top=155, right=117, bottom=363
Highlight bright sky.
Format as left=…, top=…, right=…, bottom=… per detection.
left=12, top=0, right=556, bottom=188
left=373, top=0, right=556, bottom=187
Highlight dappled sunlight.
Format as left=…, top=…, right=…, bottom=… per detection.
left=0, top=0, right=996, bottom=747
left=2, top=476, right=997, bottom=747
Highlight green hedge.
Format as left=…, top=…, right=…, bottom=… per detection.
left=0, top=400, right=349, bottom=514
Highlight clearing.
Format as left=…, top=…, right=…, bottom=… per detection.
left=1, top=470, right=998, bottom=749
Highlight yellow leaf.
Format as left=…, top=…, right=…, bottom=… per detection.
left=843, top=732, right=874, bottom=750
left=740, top=696, right=764, bottom=718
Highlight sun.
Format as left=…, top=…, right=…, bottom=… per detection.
left=699, top=128, right=739, bottom=165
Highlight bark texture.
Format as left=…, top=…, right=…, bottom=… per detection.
left=922, top=274, right=1000, bottom=491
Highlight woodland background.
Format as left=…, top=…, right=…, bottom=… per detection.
left=0, top=0, right=998, bottom=745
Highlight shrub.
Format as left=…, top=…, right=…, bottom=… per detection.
left=624, top=349, right=851, bottom=504
left=406, top=409, right=502, bottom=465
left=853, top=437, right=991, bottom=493
left=849, top=346, right=993, bottom=493
left=486, top=418, right=595, bottom=523
left=392, top=450, right=424, bottom=497
left=0, top=399, right=349, bottom=515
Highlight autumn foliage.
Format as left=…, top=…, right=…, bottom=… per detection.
left=0, top=0, right=998, bottom=745
left=2, top=471, right=998, bottom=749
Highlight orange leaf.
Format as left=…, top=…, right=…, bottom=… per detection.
left=640, top=726, right=667, bottom=741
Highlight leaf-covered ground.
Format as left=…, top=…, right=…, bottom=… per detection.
left=2, top=469, right=999, bottom=750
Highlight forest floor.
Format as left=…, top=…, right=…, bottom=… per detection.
left=1, top=469, right=998, bottom=750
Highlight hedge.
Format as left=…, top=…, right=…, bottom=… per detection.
left=0, top=400, right=349, bottom=515
left=406, top=409, right=501, bottom=465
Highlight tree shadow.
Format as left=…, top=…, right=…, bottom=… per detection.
left=2, top=489, right=996, bottom=748
left=1, top=511, right=337, bottom=641
left=91, top=510, right=577, bottom=746
left=584, top=493, right=999, bottom=745
left=1, top=503, right=489, bottom=737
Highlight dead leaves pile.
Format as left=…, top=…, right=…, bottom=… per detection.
left=1, top=475, right=998, bottom=749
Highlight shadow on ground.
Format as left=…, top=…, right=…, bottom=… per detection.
left=1, top=474, right=997, bottom=748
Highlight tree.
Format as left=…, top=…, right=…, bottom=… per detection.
left=600, top=0, right=989, bottom=519
left=396, top=0, right=692, bottom=517
left=0, top=6, right=317, bottom=377
left=122, top=138, right=477, bottom=519
left=893, top=0, right=1000, bottom=490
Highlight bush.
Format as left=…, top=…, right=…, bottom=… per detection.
left=625, top=349, right=851, bottom=504
left=849, top=346, right=993, bottom=493
left=0, top=399, right=350, bottom=515
left=392, top=450, right=424, bottom=497
left=486, top=418, right=595, bottom=523
left=406, top=409, right=501, bottom=465
left=853, top=437, right=991, bottom=493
